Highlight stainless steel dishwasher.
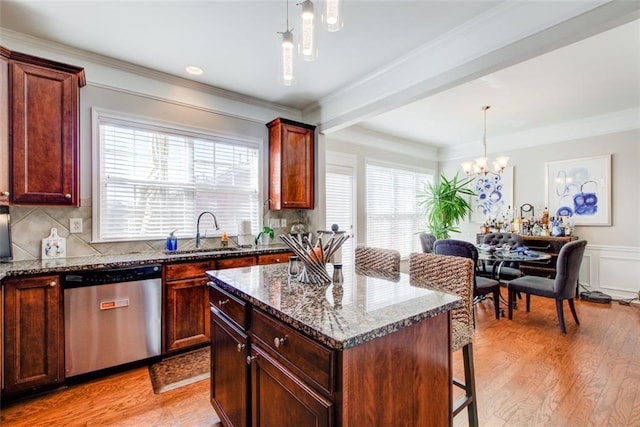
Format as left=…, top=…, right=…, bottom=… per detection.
left=63, top=264, right=162, bottom=377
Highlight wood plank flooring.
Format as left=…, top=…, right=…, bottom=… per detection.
left=2, top=293, right=639, bottom=426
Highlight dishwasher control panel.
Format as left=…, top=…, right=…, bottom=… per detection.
left=62, top=264, right=162, bottom=288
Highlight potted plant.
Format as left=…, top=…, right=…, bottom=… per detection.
left=418, top=173, right=476, bottom=239
left=255, top=199, right=275, bottom=246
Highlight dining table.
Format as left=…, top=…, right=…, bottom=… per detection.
left=476, top=247, right=552, bottom=281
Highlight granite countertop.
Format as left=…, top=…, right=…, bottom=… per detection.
left=0, top=245, right=292, bottom=281
left=206, top=263, right=462, bottom=350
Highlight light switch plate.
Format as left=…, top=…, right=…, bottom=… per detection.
left=70, top=218, right=83, bottom=234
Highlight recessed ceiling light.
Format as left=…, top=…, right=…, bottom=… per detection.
left=185, top=66, right=203, bottom=76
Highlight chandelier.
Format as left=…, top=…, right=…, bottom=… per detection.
left=278, top=0, right=344, bottom=85
left=461, top=105, right=509, bottom=176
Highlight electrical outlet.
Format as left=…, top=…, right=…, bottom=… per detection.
left=70, top=218, right=83, bottom=234
left=281, top=218, right=287, bottom=228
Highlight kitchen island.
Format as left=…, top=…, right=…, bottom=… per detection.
left=206, top=263, right=462, bottom=427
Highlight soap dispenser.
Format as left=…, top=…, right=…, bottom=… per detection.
left=166, top=230, right=178, bottom=251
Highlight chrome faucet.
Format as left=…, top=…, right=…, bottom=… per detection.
left=195, top=211, right=220, bottom=250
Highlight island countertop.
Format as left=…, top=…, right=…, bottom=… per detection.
left=206, top=263, right=462, bottom=350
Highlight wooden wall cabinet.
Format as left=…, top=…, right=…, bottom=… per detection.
left=0, top=48, right=10, bottom=203
left=4, top=48, right=85, bottom=205
left=266, top=118, right=316, bottom=210
left=2, top=275, right=64, bottom=396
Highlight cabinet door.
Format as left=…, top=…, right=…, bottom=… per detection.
left=267, top=118, right=316, bottom=210
left=165, top=277, right=210, bottom=351
left=250, top=346, right=333, bottom=427
left=0, top=53, right=9, bottom=203
left=3, top=275, right=64, bottom=395
left=211, top=308, right=250, bottom=427
left=9, top=61, right=80, bottom=205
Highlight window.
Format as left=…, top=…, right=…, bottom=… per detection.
left=365, top=161, right=432, bottom=258
left=94, top=111, right=261, bottom=242
left=325, top=161, right=355, bottom=268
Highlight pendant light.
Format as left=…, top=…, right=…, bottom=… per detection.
left=461, top=106, right=509, bottom=176
left=322, top=0, right=344, bottom=32
left=299, top=0, right=318, bottom=61
left=278, top=0, right=295, bottom=86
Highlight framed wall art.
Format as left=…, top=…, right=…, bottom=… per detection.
left=545, top=154, right=611, bottom=226
left=470, top=166, right=514, bottom=224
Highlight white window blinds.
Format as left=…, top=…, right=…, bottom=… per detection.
left=95, top=114, right=260, bottom=242
left=325, top=164, right=355, bottom=268
left=365, top=162, right=432, bottom=258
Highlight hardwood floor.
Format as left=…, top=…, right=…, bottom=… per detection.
left=1, top=293, right=639, bottom=426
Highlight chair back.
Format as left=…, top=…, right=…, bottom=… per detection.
left=554, top=239, right=588, bottom=298
left=482, top=232, right=524, bottom=248
left=354, top=246, right=400, bottom=275
left=409, top=252, right=474, bottom=352
left=433, top=239, right=479, bottom=265
left=419, top=232, right=437, bottom=253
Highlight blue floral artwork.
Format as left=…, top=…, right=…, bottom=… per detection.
left=546, top=155, right=611, bottom=226
left=470, top=167, right=513, bottom=223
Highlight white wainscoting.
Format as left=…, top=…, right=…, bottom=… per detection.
left=581, top=245, right=640, bottom=299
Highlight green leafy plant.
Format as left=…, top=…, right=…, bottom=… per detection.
left=255, top=198, right=275, bottom=246
left=254, top=225, right=275, bottom=246
left=418, top=173, right=476, bottom=239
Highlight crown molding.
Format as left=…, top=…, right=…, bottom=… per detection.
left=439, top=107, right=640, bottom=161
left=0, top=28, right=300, bottom=123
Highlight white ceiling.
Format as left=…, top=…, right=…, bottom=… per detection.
left=1, top=1, right=639, bottom=157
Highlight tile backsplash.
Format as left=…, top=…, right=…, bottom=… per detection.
left=8, top=199, right=316, bottom=261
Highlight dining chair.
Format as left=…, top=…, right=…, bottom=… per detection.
left=354, top=245, right=401, bottom=280
left=409, top=252, right=478, bottom=427
left=480, top=232, right=525, bottom=282
left=507, top=239, right=588, bottom=334
left=419, top=232, right=437, bottom=253
left=434, top=239, right=501, bottom=319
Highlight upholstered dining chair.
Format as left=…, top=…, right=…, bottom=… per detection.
left=480, top=232, right=525, bottom=282
left=507, top=239, right=588, bottom=334
left=409, top=252, right=478, bottom=427
left=354, top=245, right=401, bottom=280
left=419, top=232, right=437, bottom=253
left=434, top=239, right=501, bottom=319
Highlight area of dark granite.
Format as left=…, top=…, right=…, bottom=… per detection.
left=0, top=245, right=292, bottom=281
left=206, top=264, right=462, bottom=350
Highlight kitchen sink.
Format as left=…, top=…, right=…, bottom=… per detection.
left=164, top=247, right=246, bottom=255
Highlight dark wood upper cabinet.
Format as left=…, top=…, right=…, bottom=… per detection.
left=266, top=118, right=316, bottom=210
left=4, top=48, right=85, bottom=205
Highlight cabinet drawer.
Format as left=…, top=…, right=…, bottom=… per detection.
left=209, top=284, right=248, bottom=330
left=215, top=256, right=256, bottom=270
left=257, top=252, right=294, bottom=265
left=251, top=308, right=335, bottom=395
left=166, top=261, right=211, bottom=280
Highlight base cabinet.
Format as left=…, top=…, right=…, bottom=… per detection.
left=211, top=308, right=249, bottom=427
left=251, top=346, right=333, bottom=427
left=164, top=261, right=213, bottom=352
left=209, top=281, right=450, bottom=426
left=2, top=275, right=64, bottom=396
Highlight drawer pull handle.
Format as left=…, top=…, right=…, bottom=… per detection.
left=64, top=193, right=72, bottom=199
left=218, top=299, right=229, bottom=306
left=274, top=337, right=287, bottom=348
left=237, top=343, right=245, bottom=352
left=246, top=355, right=258, bottom=365
left=1, top=191, right=9, bottom=196
left=49, top=281, right=57, bottom=287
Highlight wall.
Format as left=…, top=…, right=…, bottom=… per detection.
left=440, top=129, right=640, bottom=299
left=2, top=33, right=311, bottom=261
